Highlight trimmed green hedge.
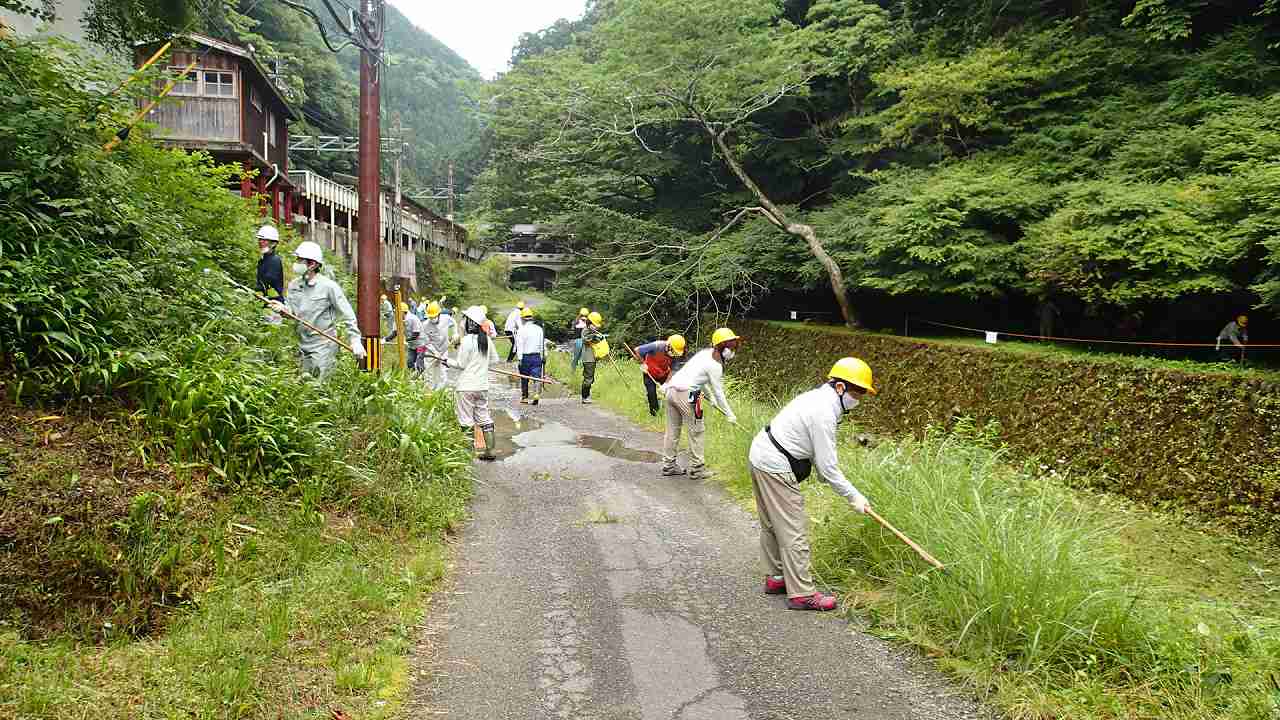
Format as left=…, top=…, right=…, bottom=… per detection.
left=734, top=320, right=1280, bottom=536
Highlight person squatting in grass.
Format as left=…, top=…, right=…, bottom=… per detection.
left=516, top=306, right=546, bottom=405
left=632, top=334, right=687, bottom=416
left=455, top=305, right=500, bottom=461
left=661, top=328, right=740, bottom=481
left=749, top=357, right=876, bottom=612
left=271, top=240, right=365, bottom=378
left=421, top=301, right=454, bottom=390
left=580, top=311, right=607, bottom=404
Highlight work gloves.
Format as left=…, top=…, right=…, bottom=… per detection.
left=849, top=491, right=870, bottom=515
left=349, top=336, right=367, bottom=360
left=268, top=300, right=288, bottom=315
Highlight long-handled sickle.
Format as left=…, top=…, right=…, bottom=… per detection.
left=210, top=270, right=355, bottom=356
left=867, top=508, right=945, bottom=570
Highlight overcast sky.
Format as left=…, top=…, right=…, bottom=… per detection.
left=390, top=0, right=588, bottom=79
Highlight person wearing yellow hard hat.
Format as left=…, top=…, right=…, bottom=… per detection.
left=632, top=334, right=687, bottom=416
left=515, top=306, right=546, bottom=405
left=579, top=311, right=607, bottom=403
left=384, top=300, right=426, bottom=372
left=1216, top=314, right=1249, bottom=362
left=749, top=357, right=877, bottom=612
left=570, top=307, right=591, bottom=374
left=421, top=301, right=453, bottom=390
left=661, top=327, right=741, bottom=480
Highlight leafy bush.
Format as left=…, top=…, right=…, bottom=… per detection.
left=734, top=319, right=1280, bottom=536
left=0, top=37, right=259, bottom=398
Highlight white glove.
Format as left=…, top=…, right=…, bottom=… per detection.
left=849, top=492, right=870, bottom=515
left=349, top=337, right=367, bottom=360
left=725, top=412, right=739, bottom=426
left=267, top=300, right=287, bottom=315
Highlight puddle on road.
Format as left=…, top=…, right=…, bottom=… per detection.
left=490, top=416, right=661, bottom=464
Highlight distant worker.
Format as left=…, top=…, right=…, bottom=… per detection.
left=661, top=328, right=740, bottom=479
left=515, top=307, right=546, bottom=405
left=455, top=306, right=501, bottom=461
left=380, top=293, right=394, bottom=338
left=385, top=302, right=425, bottom=372
left=570, top=308, right=589, bottom=374
left=1036, top=295, right=1060, bottom=339
left=1217, top=314, right=1249, bottom=361
left=749, top=357, right=876, bottom=611
left=632, top=335, right=687, bottom=416
left=580, top=311, right=606, bottom=404
left=421, top=302, right=454, bottom=390
left=271, top=241, right=365, bottom=377
left=504, top=301, right=525, bottom=362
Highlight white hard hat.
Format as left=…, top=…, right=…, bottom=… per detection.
left=294, top=241, right=324, bottom=264
left=256, top=224, right=280, bottom=242
left=463, top=305, right=487, bottom=325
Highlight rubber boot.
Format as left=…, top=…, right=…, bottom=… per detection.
left=479, top=430, right=497, bottom=461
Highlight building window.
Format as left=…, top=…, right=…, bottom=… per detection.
left=204, top=71, right=235, bottom=97
left=250, top=85, right=262, bottom=112
left=171, top=68, right=199, bottom=96
left=268, top=112, right=277, bottom=147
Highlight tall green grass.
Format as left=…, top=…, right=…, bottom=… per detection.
left=550, top=350, right=1280, bottom=719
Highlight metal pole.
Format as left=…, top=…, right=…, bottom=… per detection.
left=356, top=0, right=383, bottom=370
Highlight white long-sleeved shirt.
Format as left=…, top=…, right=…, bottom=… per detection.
left=515, top=321, right=546, bottom=359
left=504, top=308, right=523, bottom=333
left=748, top=384, right=864, bottom=503
left=666, top=348, right=735, bottom=423
left=455, top=333, right=500, bottom=392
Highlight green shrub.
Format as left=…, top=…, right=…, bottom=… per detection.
left=734, top=319, right=1280, bottom=536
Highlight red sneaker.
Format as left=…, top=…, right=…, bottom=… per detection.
left=764, top=576, right=787, bottom=595
left=787, top=592, right=838, bottom=611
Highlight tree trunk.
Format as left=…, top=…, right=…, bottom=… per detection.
left=708, top=128, right=858, bottom=327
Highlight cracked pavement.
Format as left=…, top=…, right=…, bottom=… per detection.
left=408, top=393, right=988, bottom=720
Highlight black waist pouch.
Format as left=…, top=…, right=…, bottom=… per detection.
left=765, top=425, right=812, bottom=481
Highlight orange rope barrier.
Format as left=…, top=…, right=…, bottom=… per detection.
left=916, top=319, right=1280, bottom=349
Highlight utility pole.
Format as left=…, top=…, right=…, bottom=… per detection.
left=356, top=0, right=384, bottom=370
left=447, top=161, right=455, bottom=256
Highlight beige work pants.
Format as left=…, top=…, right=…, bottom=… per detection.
left=663, top=387, right=705, bottom=473
left=750, top=463, right=815, bottom=598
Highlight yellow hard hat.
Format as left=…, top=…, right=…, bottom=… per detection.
left=588, top=311, right=604, bottom=326
left=521, top=307, right=534, bottom=319
left=1238, top=315, right=1248, bottom=327
left=517, top=301, right=526, bottom=309
left=828, top=357, right=876, bottom=395
left=667, top=334, right=686, bottom=356
left=711, top=327, right=741, bottom=348
left=427, top=301, right=441, bottom=318
left=399, top=302, right=409, bottom=313
left=579, top=307, right=590, bottom=316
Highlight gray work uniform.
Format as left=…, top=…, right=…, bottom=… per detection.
left=421, top=315, right=453, bottom=388
left=285, top=274, right=359, bottom=378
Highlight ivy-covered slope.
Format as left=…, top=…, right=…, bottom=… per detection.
left=733, top=320, right=1280, bottom=536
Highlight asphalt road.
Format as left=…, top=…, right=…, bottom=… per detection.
left=408, top=392, right=987, bottom=720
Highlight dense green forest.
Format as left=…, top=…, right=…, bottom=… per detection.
left=473, top=0, right=1280, bottom=344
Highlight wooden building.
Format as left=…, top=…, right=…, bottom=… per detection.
left=134, top=33, right=299, bottom=221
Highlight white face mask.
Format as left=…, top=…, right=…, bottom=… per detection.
left=292, top=262, right=308, bottom=275
left=720, top=347, right=735, bottom=362
left=840, top=392, right=860, bottom=413
left=259, top=244, right=270, bottom=255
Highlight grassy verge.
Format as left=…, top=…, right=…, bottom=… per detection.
left=548, top=350, right=1280, bottom=719
left=0, top=366, right=471, bottom=719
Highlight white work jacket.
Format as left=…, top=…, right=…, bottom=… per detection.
left=666, top=348, right=736, bottom=423
left=455, top=333, right=500, bottom=392
left=515, top=322, right=546, bottom=359
left=748, top=384, right=863, bottom=502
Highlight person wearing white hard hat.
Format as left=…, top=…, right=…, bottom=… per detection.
left=380, top=293, right=394, bottom=339
left=254, top=225, right=285, bottom=303
left=272, top=241, right=365, bottom=377
left=455, top=305, right=500, bottom=460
